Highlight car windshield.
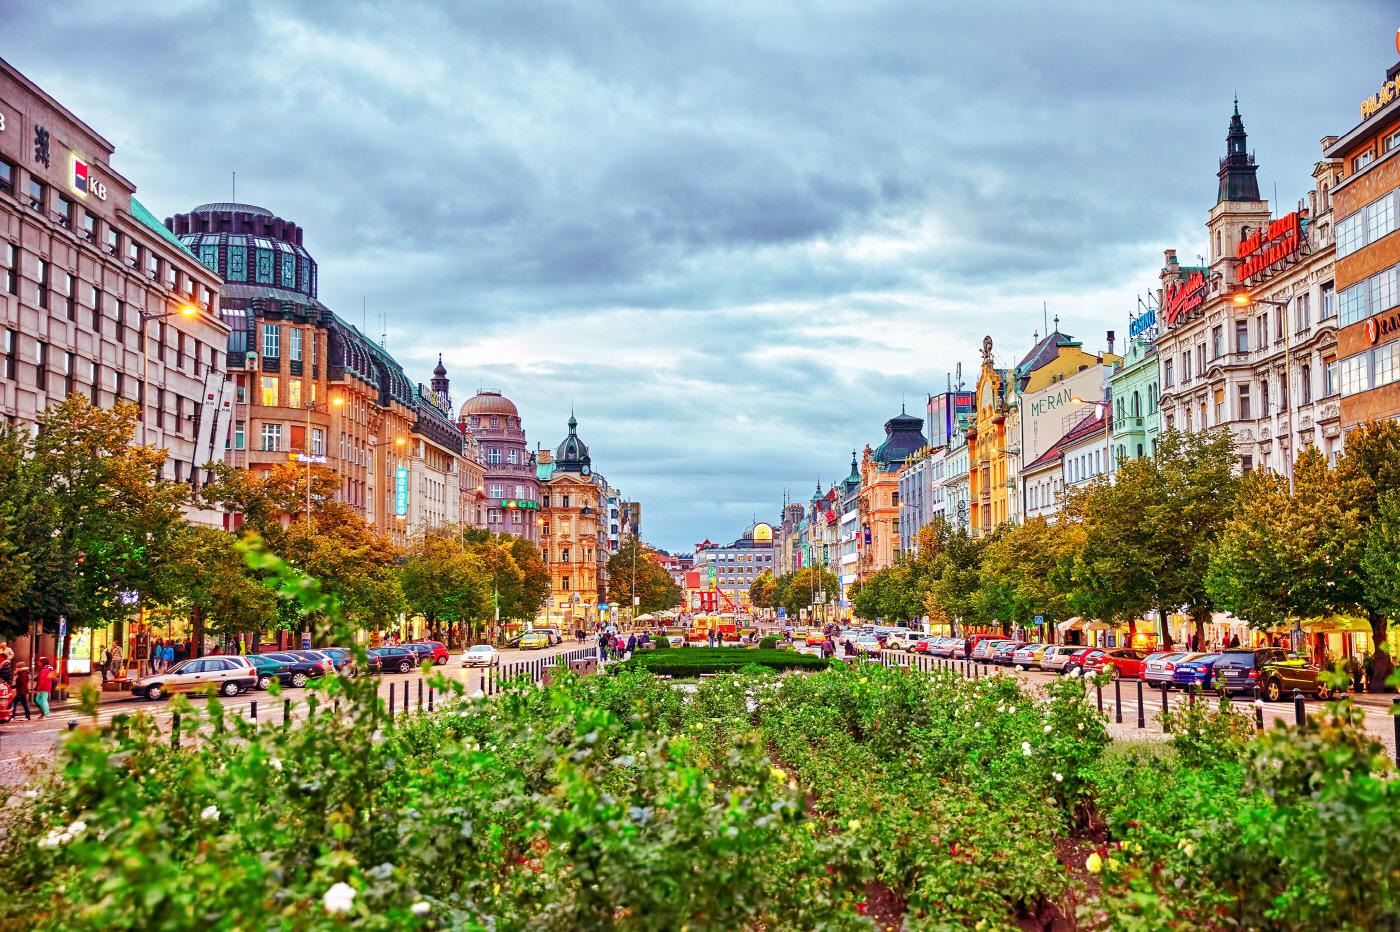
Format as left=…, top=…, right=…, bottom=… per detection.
left=467, top=646, right=493, bottom=653
left=1217, top=651, right=1255, bottom=663
left=165, top=660, right=195, bottom=675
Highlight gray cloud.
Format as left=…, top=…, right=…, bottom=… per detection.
left=7, top=0, right=1394, bottom=549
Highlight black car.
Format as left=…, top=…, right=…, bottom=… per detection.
left=247, top=653, right=293, bottom=690
left=370, top=645, right=421, bottom=674
left=318, top=647, right=381, bottom=677
left=258, top=651, right=334, bottom=688
left=1214, top=648, right=1334, bottom=701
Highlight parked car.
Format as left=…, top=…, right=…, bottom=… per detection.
left=247, top=653, right=293, bottom=690
left=259, top=651, right=335, bottom=687
left=404, top=641, right=450, bottom=666
left=1085, top=648, right=1147, bottom=679
left=535, top=628, right=563, bottom=646
left=990, top=641, right=1029, bottom=665
left=1171, top=653, right=1225, bottom=690
left=1143, top=652, right=1201, bottom=688
left=970, top=638, right=1010, bottom=661
left=930, top=637, right=962, bottom=658
left=370, top=646, right=421, bottom=674
left=132, top=656, right=258, bottom=700
left=966, top=634, right=1010, bottom=658
left=854, top=636, right=882, bottom=655
left=805, top=632, right=828, bottom=646
left=1214, top=648, right=1334, bottom=701
left=1011, top=644, right=1049, bottom=668
left=520, top=632, right=551, bottom=650
left=462, top=644, right=500, bottom=667
left=1038, top=645, right=1082, bottom=673
left=1061, top=648, right=1105, bottom=677
left=316, top=646, right=382, bottom=677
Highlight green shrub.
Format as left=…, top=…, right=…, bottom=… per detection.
left=758, top=636, right=779, bottom=649
left=650, top=635, right=670, bottom=650
left=612, top=648, right=828, bottom=677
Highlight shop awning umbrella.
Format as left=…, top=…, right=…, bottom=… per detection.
left=635, top=613, right=655, bottom=622
left=1056, top=617, right=1084, bottom=632
left=1300, top=615, right=1371, bottom=634
left=1084, top=619, right=1116, bottom=632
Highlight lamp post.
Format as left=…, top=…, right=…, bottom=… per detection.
left=137, top=303, right=199, bottom=447
left=1233, top=291, right=1294, bottom=493
left=301, top=397, right=343, bottom=529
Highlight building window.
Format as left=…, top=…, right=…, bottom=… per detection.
left=1325, top=357, right=1338, bottom=396
left=507, top=449, right=519, bottom=464
left=233, top=421, right=246, bottom=450
left=262, top=324, right=280, bottom=358
left=489, top=484, right=504, bottom=498
left=1257, top=314, right=1268, bottom=348
left=1260, top=378, right=1270, bottom=415
left=512, top=510, right=522, bottom=525
left=0, top=242, right=15, bottom=296
left=26, top=178, right=45, bottom=212
left=1163, top=359, right=1174, bottom=388
left=561, top=495, right=571, bottom=508
left=486, top=447, right=502, bottom=466
left=1181, top=351, right=1191, bottom=383
left=1211, top=325, right=1223, bottom=359
left=260, top=376, right=279, bottom=407
left=1354, top=149, right=1376, bottom=173
left=1213, top=388, right=1224, bottom=424
left=1295, top=292, right=1311, bottom=331
left=260, top=423, right=282, bottom=452
left=289, top=328, right=302, bottom=362
left=1300, top=364, right=1313, bottom=405
left=488, top=509, right=500, bottom=525
left=1234, top=319, right=1248, bottom=353
left=311, top=428, right=323, bottom=455
left=562, top=577, right=571, bottom=592
left=287, top=378, right=302, bottom=409
left=1238, top=384, right=1251, bottom=419
left=35, top=258, right=49, bottom=309
left=1374, top=342, right=1400, bottom=389
left=0, top=158, right=12, bottom=194
left=1339, top=354, right=1369, bottom=397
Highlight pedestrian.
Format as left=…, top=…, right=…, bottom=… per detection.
left=146, top=639, right=158, bottom=676
left=0, top=653, right=12, bottom=687
left=100, top=644, right=114, bottom=683
left=33, top=656, right=53, bottom=719
left=9, top=663, right=31, bottom=720
left=1229, top=633, right=1241, bottom=649
left=161, top=641, right=175, bottom=672
left=626, top=633, right=637, bottom=654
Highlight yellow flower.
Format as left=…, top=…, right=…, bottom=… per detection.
left=1085, top=852, right=1103, bottom=874
left=847, top=818, right=862, bottom=831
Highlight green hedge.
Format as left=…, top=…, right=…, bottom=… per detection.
left=615, top=647, right=828, bottom=677
left=758, top=636, right=779, bottom=650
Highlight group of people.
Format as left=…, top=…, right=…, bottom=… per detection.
left=595, top=628, right=648, bottom=661
left=0, top=642, right=56, bottom=720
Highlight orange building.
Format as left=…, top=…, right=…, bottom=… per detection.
left=966, top=336, right=1012, bottom=537
left=856, top=407, right=926, bottom=581
left=537, top=416, right=604, bottom=626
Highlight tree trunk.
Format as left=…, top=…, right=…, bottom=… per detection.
left=1368, top=611, right=1393, bottom=693
left=191, top=606, right=205, bottom=658
left=1159, top=605, right=1174, bottom=650
left=1192, top=606, right=1208, bottom=652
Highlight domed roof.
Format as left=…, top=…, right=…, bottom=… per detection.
left=872, top=406, right=928, bottom=468
left=433, top=354, right=447, bottom=378
left=190, top=202, right=274, bottom=216
left=555, top=414, right=591, bottom=473
left=459, top=390, right=519, bottom=419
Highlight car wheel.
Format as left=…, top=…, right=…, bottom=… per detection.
left=257, top=674, right=273, bottom=690
left=398, top=659, right=412, bottom=673
left=221, top=681, right=241, bottom=697
left=1316, top=684, right=1332, bottom=701
left=343, top=667, right=358, bottom=678
left=1263, top=677, right=1282, bottom=702
left=1107, top=666, right=1120, bottom=679
left=146, top=684, right=163, bottom=701
left=435, top=656, right=447, bottom=666
left=290, top=672, right=309, bottom=688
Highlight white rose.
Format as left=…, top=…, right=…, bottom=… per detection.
left=411, top=901, right=431, bottom=916
left=200, top=805, right=220, bottom=823
left=66, top=820, right=87, bottom=836
left=1043, top=725, right=1053, bottom=733
left=1052, top=772, right=1064, bottom=782
left=1021, top=741, right=1033, bottom=756
left=323, top=882, right=356, bottom=915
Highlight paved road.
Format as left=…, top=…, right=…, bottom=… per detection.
left=0, top=640, right=596, bottom=787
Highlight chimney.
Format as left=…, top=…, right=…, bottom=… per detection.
left=1106, top=330, right=1116, bottom=355
left=1164, top=248, right=1178, bottom=268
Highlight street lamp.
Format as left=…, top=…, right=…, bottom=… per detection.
left=137, top=303, right=199, bottom=447
left=1233, top=290, right=1295, bottom=493
left=301, top=397, right=343, bottom=528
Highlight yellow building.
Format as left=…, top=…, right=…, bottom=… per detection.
left=538, top=416, right=603, bottom=627
left=967, top=336, right=1012, bottom=537
left=1015, top=320, right=1121, bottom=394
left=857, top=408, right=927, bottom=581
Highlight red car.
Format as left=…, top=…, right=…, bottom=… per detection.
left=405, top=641, right=449, bottom=666
left=1086, top=648, right=1147, bottom=679
left=1060, top=648, right=1104, bottom=676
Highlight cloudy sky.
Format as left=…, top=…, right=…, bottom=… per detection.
left=8, top=1, right=1395, bottom=550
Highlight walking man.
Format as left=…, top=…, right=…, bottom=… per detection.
left=33, top=657, right=53, bottom=719
left=9, top=663, right=31, bottom=720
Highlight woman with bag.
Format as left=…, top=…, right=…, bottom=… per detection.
left=33, top=657, right=53, bottom=719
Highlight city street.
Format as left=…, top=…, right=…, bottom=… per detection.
left=0, top=640, right=593, bottom=786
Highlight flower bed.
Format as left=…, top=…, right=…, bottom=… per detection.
left=611, top=646, right=829, bottom=677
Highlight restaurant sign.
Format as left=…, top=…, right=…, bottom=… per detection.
left=1162, top=269, right=1208, bottom=328
left=1236, top=211, right=1304, bottom=282
left=1365, top=309, right=1400, bottom=345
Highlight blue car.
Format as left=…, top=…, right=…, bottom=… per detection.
left=1171, top=653, right=1223, bottom=690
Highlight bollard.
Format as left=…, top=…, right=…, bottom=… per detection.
left=1161, top=685, right=1171, bottom=733
left=402, top=679, right=409, bottom=713
left=308, top=695, right=318, bottom=720
left=284, top=698, right=291, bottom=727
left=389, top=684, right=396, bottom=717
left=1096, top=681, right=1104, bottom=715
left=1114, top=677, right=1123, bottom=724
left=1392, top=698, right=1400, bottom=765
left=333, top=700, right=339, bottom=717
left=1136, top=678, right=1145, bottom=729
left=1255, top=696, right=1265, bottom=731
left=1293, top=689, right=1305, bottom=727
left=171, top=712, right=180, bottom=747
left=1189, top=685, right=1197, bottom=708
left=418, top=678, right=424, bottom=710
left=67, top=719, right=77, bottom=731
left=428, top=686, right=434, bottom=712
left=250, top=700, right=258, bottom=723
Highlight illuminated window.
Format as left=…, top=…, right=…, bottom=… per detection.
left=287, top=378, right=302, bottom=409
left=260, top=376, right=279, bottom=407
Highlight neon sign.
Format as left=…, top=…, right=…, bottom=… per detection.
left=1361, top=76, right=1398, bottom=121
left=1162, top=270, right=1207, bottom=328
left=395, top=465, right=409, bottom=516
left=1129, top=306, right=1157, bottom=338
left=1237, top=212, right=1303, bottom=282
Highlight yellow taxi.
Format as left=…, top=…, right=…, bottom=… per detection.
left=519, top=632, right=551, bottom=650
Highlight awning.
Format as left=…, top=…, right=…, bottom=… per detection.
left=1300, top=615, right=1371, bottom=634
left=635, top=613, right=655, bottom=622
left=1056, top=616, right=1084, bottom=632
left=1084, top=620, right=1117, bottom=631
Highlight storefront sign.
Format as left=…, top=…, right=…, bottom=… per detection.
left=395, top=465, right=409, bottom=516
left=500, top=498, right=540, bottom=509
left=1361, top=75, right=1399, bottom=121
left=1162, top=269, right=1207, bottom=328
left=1236, top=212, right=1303, bottom=282
left=1365, top=309, right=1400, bottom=344
left=1129, top=305, right=1157, bottom=338
left=70, top=152, right=107, bottom=200
left=287, top=452, right=327, bottom=464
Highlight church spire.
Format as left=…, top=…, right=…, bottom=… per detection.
left=1217, top=98, right=1261, bottom=204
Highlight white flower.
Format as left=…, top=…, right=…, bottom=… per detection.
left=1008, top=706, right=1016, bottom=714
left=66, top=820, right=87, bottom=836
left=1052, top=772, right=1064, bottom=782
left=1078, top=722, right=1085, bottom=731
left=200, top=805, right=220, bottom=823
left=323, top=882, right=356, bottom=915
left=410, top=901, right=431, bottom=916
left=269, top=757, right=283, bottom=772
left=973, top=721, right=981, bottom=729
left=997, top=704, right=1006, bottom=712
left=1043, top=725, right=1053, bottom=733
left=37, top=829, right=69, bottom=848
left=1021, top=741, right=1033, bottom=756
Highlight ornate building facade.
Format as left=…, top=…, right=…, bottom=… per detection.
left=857, top=407, right=927, bottom=580
left=458, top=389, right=540, bottom=542
left=538, top=416, right=603, bottom=625
left=967, top=336, right=1012, bottom=537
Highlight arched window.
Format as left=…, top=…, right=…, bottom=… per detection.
left=1216, top=230, right=1223, bottom=257
left=1132, top=391, right=1142, bottom=418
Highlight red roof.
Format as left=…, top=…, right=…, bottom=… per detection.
left=1024, top=410, right=1106, bottom=472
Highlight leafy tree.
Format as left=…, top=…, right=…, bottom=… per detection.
left=1207, top=450, right=1365, bottom=631
left=975, top=517, right=1072, bottom=631
left=199, top=461, right=341, bottom=543
left=775, top=566, right=839, bottom=619
left=277, top=502, right=404, bottom=634
left=403, top=529, right=489, bottom=642
left=749, top=571, right=776, bottom=610
left=1337, top=420, right=1400, bottom=689
left=923, top=525, right=989, bottom=630
left=607, top=535, right=682, bottom=615
left=162, top=527, right=279, bottom=643
left=0, top=428, right=34, bottom=636
left=500, top=534, right=550, bottom=623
